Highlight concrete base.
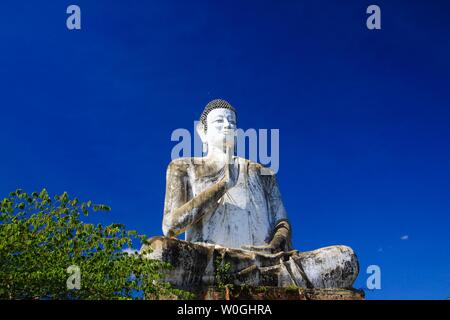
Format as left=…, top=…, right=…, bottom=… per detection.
left=198, top=286, right=365, bottom=300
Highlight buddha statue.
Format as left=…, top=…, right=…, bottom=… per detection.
left=142, top=99, right=359, bottom=291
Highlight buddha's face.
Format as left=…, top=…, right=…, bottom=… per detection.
left=203, top=108, right=237, bottom=151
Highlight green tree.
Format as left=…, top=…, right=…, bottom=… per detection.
left=0, top=188, right=192, bottom=300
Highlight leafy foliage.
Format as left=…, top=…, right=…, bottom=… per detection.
left=0, top=188, right=192, bottom=300
left=214, top=256, right=233, bottom=289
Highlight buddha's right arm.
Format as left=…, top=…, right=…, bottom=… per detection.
left=162, top=161, right=228, bottom=237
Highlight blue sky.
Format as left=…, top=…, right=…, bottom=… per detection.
left=1, top=0, right=449, bottom=299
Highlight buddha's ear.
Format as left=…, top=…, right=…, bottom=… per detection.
left=196, top=121, right=206, bottom=142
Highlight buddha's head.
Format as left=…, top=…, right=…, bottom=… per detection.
left=196, top=99, right=237, bottom=155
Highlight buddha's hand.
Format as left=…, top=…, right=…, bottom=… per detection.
left=241, top=243, right=281, bottom=254
left=242, top=230, right=288, bottom=254
left=223, top=145, right=239, bottom=190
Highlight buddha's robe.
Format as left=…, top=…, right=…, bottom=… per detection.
left=163, top=157, right=287, bottom=249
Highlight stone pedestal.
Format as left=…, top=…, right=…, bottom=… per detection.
left=198, top=286, right=365, bottom=300
left=147, top=286, right=365, bottom=300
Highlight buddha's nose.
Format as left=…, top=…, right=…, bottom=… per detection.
left=223, top=119, right=233, bottom=129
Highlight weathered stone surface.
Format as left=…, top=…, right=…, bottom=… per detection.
left=198, top=286, right=365, bottom=300
left=141, top=236, right=359, bottom=290
left=148, top=286, right=365, bottom=300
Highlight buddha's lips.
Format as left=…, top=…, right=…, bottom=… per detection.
left=221, top=130, right=235, bottom=136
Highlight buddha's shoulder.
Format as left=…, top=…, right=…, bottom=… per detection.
left=239, top=158, right=277, bottom=177
left=166, top=157, right=207, bottom=171
left=167, top=157, right=276, bottom=176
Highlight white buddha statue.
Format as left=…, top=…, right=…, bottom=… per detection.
left=143, top=99, right=359, bottom=291
left=163, top=100, right=290, bottom=252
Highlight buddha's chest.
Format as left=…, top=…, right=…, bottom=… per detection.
left=188, top=161, right=266, bottom=208
left=199, top=182, right=272, bottom=247
left=185, top=162, right=273, bottom=247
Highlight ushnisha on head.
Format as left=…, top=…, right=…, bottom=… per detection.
left=196, top=99, right=237, bottom=155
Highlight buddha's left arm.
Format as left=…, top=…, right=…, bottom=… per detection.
left=266, top=172, right=292, bottom=252
left=242, top=167, right=292, bottom=253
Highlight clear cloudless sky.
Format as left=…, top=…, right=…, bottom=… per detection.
left=1, top=0, right=449, bottom=299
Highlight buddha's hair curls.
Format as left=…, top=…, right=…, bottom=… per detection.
left=199, top=99, right=236, bottom=132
